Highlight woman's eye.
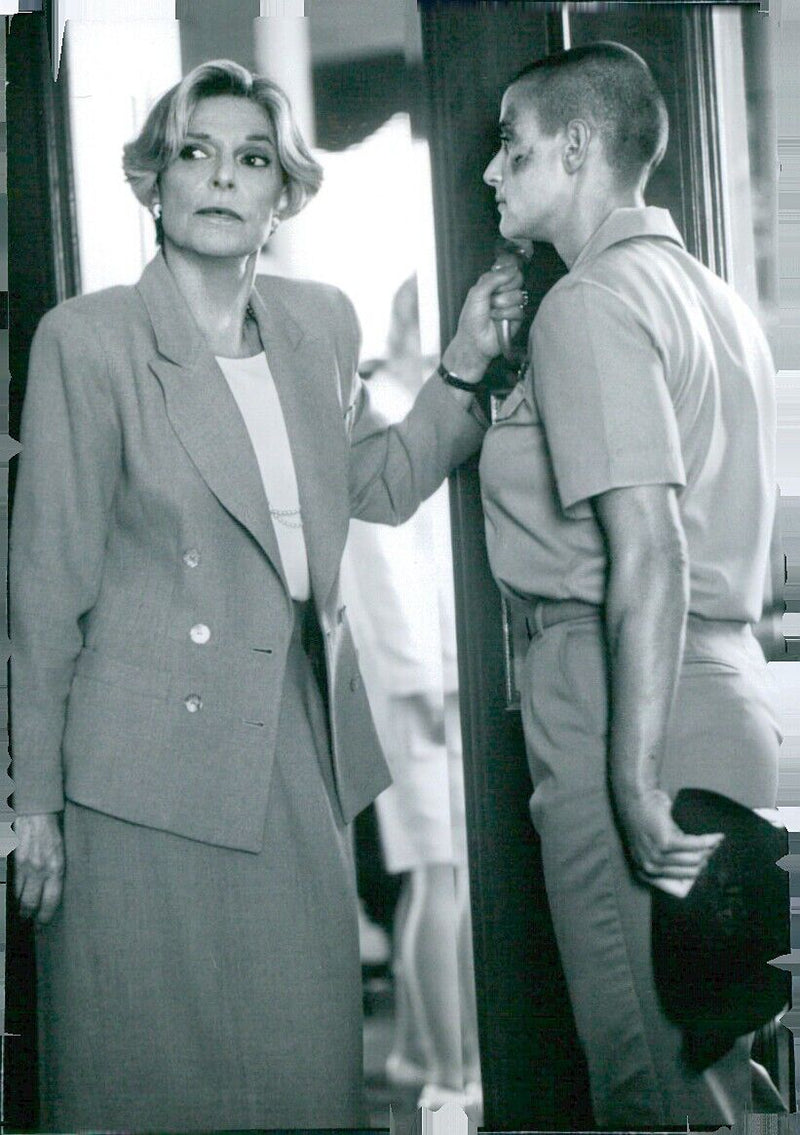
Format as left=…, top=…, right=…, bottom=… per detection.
left=241, top=153, right=271, bottom=168
left=178, top=144, right=209, bottom=161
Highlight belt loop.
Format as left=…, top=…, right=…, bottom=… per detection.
left=525, top=601, right=546, bottom=641
left=533, top=600, right=546, bottom=637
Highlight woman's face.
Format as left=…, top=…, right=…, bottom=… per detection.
left=157, top=94, right=288, bottom=261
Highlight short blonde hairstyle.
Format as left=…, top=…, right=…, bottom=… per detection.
left=122, top=59, right=323, bottom=220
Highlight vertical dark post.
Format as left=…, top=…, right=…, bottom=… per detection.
left=5, top=6, right=79, bottom=1127
left=418, top=6, right=592, bottom=1127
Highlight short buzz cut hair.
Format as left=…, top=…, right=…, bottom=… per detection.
left=122, top=59, right=323, bottom=221
left=511, top=41, right=669, bottom=186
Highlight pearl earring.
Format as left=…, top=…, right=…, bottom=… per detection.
left=152, top=201, right=162, bottom=221
left=269, top=214, right=281, bottom=235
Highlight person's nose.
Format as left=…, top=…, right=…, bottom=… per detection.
left=483, top=151, right=502, bottom=187
left=211, top=151, right=236, bottom=189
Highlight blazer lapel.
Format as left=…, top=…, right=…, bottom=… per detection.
left=250, top=280, right=350, bottom=607
left=137, top=254, right=289, bottom=594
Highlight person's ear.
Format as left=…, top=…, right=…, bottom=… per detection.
left=562, top=119, right=591, bottom=174
left=150, top=176, right=162, bottom=220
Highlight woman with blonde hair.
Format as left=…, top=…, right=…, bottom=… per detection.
left=10, top=59, right=523, bottom=1131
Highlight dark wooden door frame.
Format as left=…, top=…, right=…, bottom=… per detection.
left=5, top=7, right=79, bottom=1129
left=419, top=8, right=590, bottom=1128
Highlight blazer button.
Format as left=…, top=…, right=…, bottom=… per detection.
left=349, top=675, right=360, bottom=692
left=190, top=623, right=211, bottom=644
left=182, top=548, right=201, bottom=568
left=184, top=693, right=203, bottom=713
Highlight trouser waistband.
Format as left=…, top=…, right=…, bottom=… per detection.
left=517, top=598, right=602, bottom=640
left=516, top=597, right=751, bottom=643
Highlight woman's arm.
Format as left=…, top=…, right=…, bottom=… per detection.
left=344, top=262, right=525, bottom=524
left=592, top=483, right=723, bottom=886
left=10, top=303, right=122, bottom=920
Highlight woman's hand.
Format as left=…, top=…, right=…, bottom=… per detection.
left=441, top=255, right=527, bottom=384
left=13, top=812, right=65, bottom=924
left=614, top=785, right=723, bottom=893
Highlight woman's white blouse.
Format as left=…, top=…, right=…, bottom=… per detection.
left=216, top=351, right=311, bottom=602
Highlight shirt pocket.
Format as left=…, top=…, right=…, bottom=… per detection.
left=490, top=381, right=533, bottom=423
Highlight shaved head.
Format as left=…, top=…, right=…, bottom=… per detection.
left=511, top=42, right=669, bottom=188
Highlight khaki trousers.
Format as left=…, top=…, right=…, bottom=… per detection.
left=521, top=611, right=782, bottom=1128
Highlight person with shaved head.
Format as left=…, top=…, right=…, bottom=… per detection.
left=466, top=41, right=781, bottom=1126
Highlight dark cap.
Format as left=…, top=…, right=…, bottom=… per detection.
left=651, top=787, right=789, bottom=1072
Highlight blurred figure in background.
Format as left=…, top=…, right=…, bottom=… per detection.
left=341, top=278, right=482, bottom=1114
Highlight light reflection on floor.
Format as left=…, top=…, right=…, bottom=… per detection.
left=363, top=974, right=420, bottom=1129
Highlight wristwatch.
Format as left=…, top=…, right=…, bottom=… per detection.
left=437, top=361, right=482, bottom=392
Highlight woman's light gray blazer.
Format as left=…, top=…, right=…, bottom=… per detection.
left=9, top=252, right=485, bottom=852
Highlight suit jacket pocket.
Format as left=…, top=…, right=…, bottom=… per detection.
left=62, top=650, right=172, bottom=777
left=61, top=645, right=285, bottom=849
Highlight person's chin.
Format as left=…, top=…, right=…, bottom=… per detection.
left=186, top=236, right=262, bottom=260
left=501, top=220, right=541, bottom=248
left=498, top=213, right=523, bottom=242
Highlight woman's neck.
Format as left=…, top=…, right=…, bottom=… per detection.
left=162, top=243, right=261, bottom=358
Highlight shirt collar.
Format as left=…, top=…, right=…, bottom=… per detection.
left=570, top=206, right=685, bottom=271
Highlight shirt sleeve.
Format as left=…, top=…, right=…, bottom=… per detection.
left=531, top=279, right=686, bottom=515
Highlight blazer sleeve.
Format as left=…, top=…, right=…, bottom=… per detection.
left=331, top=289, right=488, bottom=525
left=9, top=304, right=122, bottom=813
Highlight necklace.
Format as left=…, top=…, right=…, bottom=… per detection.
left=270, top=506, right=303, bottom=530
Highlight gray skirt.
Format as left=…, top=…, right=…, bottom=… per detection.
left=35, top=611, right=364, bottom=1132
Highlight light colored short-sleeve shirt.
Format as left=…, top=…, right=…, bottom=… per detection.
left=479, top=206, right=776, bottom=623
left=216, top=351, right=311, bottom=602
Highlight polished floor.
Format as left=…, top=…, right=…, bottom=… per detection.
left=363, top=971, right=422, bottom=1129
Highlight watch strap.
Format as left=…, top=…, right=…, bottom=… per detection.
left=437, top=361, right=482, bottom=392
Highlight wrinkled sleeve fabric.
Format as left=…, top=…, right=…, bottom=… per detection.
left=531, top=280, right=686, bottom=515
left=332, top=289, right=488, bottom=525
left=10, top=304, right=122, bottom=813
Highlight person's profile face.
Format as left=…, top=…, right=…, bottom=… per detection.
left=483, top=85, right=567, bottom=245
left=157, top=94, right=288, bottom=261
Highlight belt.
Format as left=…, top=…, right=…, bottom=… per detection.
left=521, top=598, right=602, bottom=640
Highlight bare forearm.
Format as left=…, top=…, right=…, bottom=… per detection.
left=605, top=543, right=689, bottom=803
left=592, top=476, right=719, bottom=884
